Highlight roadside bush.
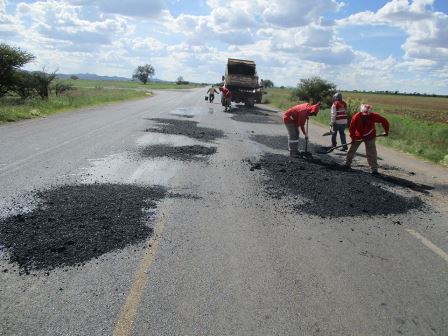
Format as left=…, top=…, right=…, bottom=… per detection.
left=345, top=97, right=363, bottom=125
left=11, top=70, right=36, bottom=100
left=32, top=70, right=57, bottom=100
left=52, top=81, right=74, bottom=96
left=293, top=77, right=336, bottom=106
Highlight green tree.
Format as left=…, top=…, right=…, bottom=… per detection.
left=133, top=64, right=155, bottom=84
left=262, top=79, right=274, bottom=88
left=0, top=43, right=35, bottom=97
left=293, top=76, right=336, bottom=106
left=32, top=68, right=57, bottom=100
left=10, top=70, right=36, bottom=99
left=176, top=76, right=184, bottom=84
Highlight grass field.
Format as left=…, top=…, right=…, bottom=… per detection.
left=262, top=88, right=448, bottom=166
left=0, top=88, right=148, bottom=123
left=71, top=79, right=203, bottom=90
left=0, top=79, right=204, bottom=124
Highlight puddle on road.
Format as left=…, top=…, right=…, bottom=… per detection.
left=0, top=184, right=166, bottom=272
left=169, top=106, right=209, bottom=118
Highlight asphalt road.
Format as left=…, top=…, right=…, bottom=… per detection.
left=0, top=88, right=447, bottom=336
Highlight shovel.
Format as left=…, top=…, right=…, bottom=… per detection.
left=301, top=118, right=313, bottom=158
left=322, top=125, right=334, bottom=136
left=325, top=133, right=387, bottom=153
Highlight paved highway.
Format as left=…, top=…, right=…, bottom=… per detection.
left=1, top=88, right=447, bottom=335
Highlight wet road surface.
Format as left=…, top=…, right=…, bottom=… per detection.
left=1, top=88, right=447, bottom=335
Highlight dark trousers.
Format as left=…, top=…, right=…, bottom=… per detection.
left=331, top=123, right=347, bottom=148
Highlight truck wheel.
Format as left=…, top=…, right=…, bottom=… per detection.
left=245, top=101, right=254, bottom=108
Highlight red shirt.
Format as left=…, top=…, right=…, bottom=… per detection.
left=283, top=103, right=311, bottom=127
left=220, top=87, right=232, bottom=98
left=349, top=112, right=389, bottom=141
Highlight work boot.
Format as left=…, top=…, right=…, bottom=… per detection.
left=371, top=168, right=380, bottom=176
left=290, top=151, right=300, bottom=158
left=341, top=146, right=348, bottom=151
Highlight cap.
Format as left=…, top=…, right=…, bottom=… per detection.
left=310, top=102, right=321, bottom=115
left=360, top=104, right=372, bottom=113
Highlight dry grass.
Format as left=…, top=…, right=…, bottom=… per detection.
left=343, top=92, right=448, bottom=124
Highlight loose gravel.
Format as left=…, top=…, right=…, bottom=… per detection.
left=141, top=144, right=217, bottom=161
left=251, top=152, right=424, bottom=218
left=0, top=183, right=166, bottom=272
left=146, top=118, right=225, bottom=142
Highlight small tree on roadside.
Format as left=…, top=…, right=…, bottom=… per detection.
left=32, top=68, right=57, bottom=100
left=262, top=79, right=274, bottom=88
left=293, top=76, right=336, bottom=106
left=0, top=43, right=35, bottom=97
left=176, top=76, right=184, bottom=84
left=11, top=70, right=36, bottom=99
left=133, top=64, right=155, bottom=84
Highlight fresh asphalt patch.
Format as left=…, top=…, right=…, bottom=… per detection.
left=230, top=106, right=280, bottom=124
left=0, top=183, right=166, bottom=273
left=250, top=135, right=426, bottom=216
left=250, top=135, right=431, bottom=194
left=140, top=144, right=217, bottom=161
left=145, top=118, right=225, bottom=142
left=249, top=152, right=424, bottom=218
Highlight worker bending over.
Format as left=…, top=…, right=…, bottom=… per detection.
left=283, top=102, right=320, bottom=158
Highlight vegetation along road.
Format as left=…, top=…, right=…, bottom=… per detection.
left=0, top=88, right=447, bottom=335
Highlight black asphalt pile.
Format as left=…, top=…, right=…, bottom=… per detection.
left=0, top=183, right=166, bottom=272
left=230, top=106, right=280, bottom=124
left=146, top=118, right=225, bottom=142
left=253, top=153, right=424, bottom=218
left=141, top=144, right=217, bottom=161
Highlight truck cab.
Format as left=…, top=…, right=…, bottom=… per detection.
left=222, top=58, right=263, bottom=108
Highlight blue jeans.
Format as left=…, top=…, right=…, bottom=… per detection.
left=331, top=123, right=347, bottom=148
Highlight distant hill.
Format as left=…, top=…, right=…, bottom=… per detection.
left=56, top=73, right=167, bottom=82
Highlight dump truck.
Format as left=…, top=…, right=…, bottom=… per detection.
left=222, top=58, right=263, bottom=107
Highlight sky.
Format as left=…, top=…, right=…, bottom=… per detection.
left=1, top=0, right=447, bottom=94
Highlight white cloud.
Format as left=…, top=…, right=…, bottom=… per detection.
left=338, top=0, right=448, bottom=71
left=68, top=0, right=165, bottom=18
left=262, top=0, right=342, bottom=27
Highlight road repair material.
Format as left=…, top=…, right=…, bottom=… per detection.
left=140, top=145, right=217, bottom=161
left=0, top=184, right=166, bottom=272
left=146, top=118, right=225, bottom=142
left=253, top=153, right=424, bottom=217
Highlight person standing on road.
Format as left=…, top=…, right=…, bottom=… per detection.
left=219, top=86, right=232, bottom=112
left=330, top=92, right=348, bottom=151
left=283, top=102, right=320, bottom=158
left=345, top=104, right=390, bottom=175
left=207, top=86, right=219, bottom=103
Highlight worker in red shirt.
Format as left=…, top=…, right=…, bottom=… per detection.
left=219, top=86, right=232, bottom=112
left=283, top=102, right=320, bottom=157
left=345, top=104, right=390, bottom=175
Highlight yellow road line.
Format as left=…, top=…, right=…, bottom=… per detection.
left=406, top=229, right=448, bottom=263
left=113, top=214, right=166, bottom=336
